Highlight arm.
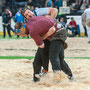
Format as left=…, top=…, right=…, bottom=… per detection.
left=42, top=26, right=56, bottom=40
left=48, top=8, right=58, bottom=19
left=30, top=32, right=45, bottom=48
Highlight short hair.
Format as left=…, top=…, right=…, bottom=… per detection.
left=71, top=17, right=74, bottom=19
left=21, top=7, right=31, bottom=18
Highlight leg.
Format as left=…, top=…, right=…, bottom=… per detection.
left=66, top=27, right=75, bottom=36
left=33, top=40, right=50, bottom=82
left=3, top=25, right=6, bottom=38
left=86, top=26, right=90, bottom=42
left=71, top=27, right=75, bottom=36
left=17, top=35, right=20, bottom=38
left=66, top=27, right=69, bottom=34
left=66, top=27, right=72, bottom=33
left=83, top=26, right=87, bottom=36
left=59, top=41, right=75, bottom=81
left=10, top=24, right=14, bottom=32
left=49, top=40, right=61, bottom=71
left=7, top=25, right=12, bottom=37
left=33, top=48, right=42, bottom=75
left=33, top=48, right=42, bottom=82
left=59, top=41, right=73, bottom=77
left=40, top=40, right=50, bottom=71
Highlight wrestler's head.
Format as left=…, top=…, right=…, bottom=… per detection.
left=21, top=7, right=34, bottom=20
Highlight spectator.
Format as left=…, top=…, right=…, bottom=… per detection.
left=53, top=0, right=62, bottom=9
left=14, top=8, right=24, bottom=38
left=14, top=8, right=24, bottom=23
left=39, top=0, right=46, bottom=7
left=27, top=0, right=35, bottom=10
left=2, top=9, right=12, bottom=38
left=83, top=4, right=90, bottom=43
left=80, top=1, right=87, bottom=12
left=86, top=0, right=90, bottom=4
left=66, top=17, right=77, bottom=37
left=78, top=0, right=83, bottom=5
left=85, top=0, right=90, bottom=7
left=52, top=0, right=55, bottom=3
left=45, top=0, right=53, bottom=7
left=7, top=9, right=14, bottom=33
left=25, top=4, right=29, bottom=9
left=33, top=0, right=46, bottom=8
left=67, top=0, right=75, bottom=6
left=81, top=13, right=87, bottom=36
left=71, top=1, right=80, bottom=13
left=5, top=0, right=12, bottom=5
left=60, top=17, right=66, bottom=27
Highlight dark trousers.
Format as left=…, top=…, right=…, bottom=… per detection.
left=33, top=39, right=72, bottom=77
left=66, top=27, right=77, bottom=36
left=49, top=40, right=72, bottom=76
left=83, top=26, right=87, bottom=36
left=33, top=40, right=50, bottom=74
left=3, top=25, right=11, bottom=38
left=10, top=23, right=14, bottom=32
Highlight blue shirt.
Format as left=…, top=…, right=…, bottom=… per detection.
left=15, top=12, right=24, bottom=23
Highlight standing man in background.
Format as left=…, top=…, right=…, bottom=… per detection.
left=7, top=9, right=14, bottom=33
left=83, top=4, right=90, bottom=43
left=2, top=9, right=12, bottom=38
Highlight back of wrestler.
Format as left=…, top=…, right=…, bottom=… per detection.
left=25, top=16, right=57, bottom=46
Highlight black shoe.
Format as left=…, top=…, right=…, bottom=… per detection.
left=88, top=41, right=90, bottom=43
left=33, top=74, right=40, bottom=82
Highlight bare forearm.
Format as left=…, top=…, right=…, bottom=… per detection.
left=42, top=26, right=56, bottom=40
left=42, top=33, right=49, bottom=40
left=48, top=8, right=58, bottom=19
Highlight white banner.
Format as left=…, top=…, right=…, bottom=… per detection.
left=59, top=7, right=70, bottom=14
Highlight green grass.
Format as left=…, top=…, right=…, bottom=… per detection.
left=0, top=35, right=30, bottom=39
left=65, top=57, right=90, bottom=59
left=0, top=56, right=90, bottom=60
left=0, top=56, right=34, bottom=59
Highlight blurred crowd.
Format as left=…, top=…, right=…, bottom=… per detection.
left=3, top=0, right=90, bottom=15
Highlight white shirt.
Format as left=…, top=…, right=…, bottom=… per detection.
left=84, top=8, right=90, bottom=20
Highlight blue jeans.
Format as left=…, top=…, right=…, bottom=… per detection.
left=66, top=27, right=77, bottom=36
left=49, top=40, right=72, bottom=76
